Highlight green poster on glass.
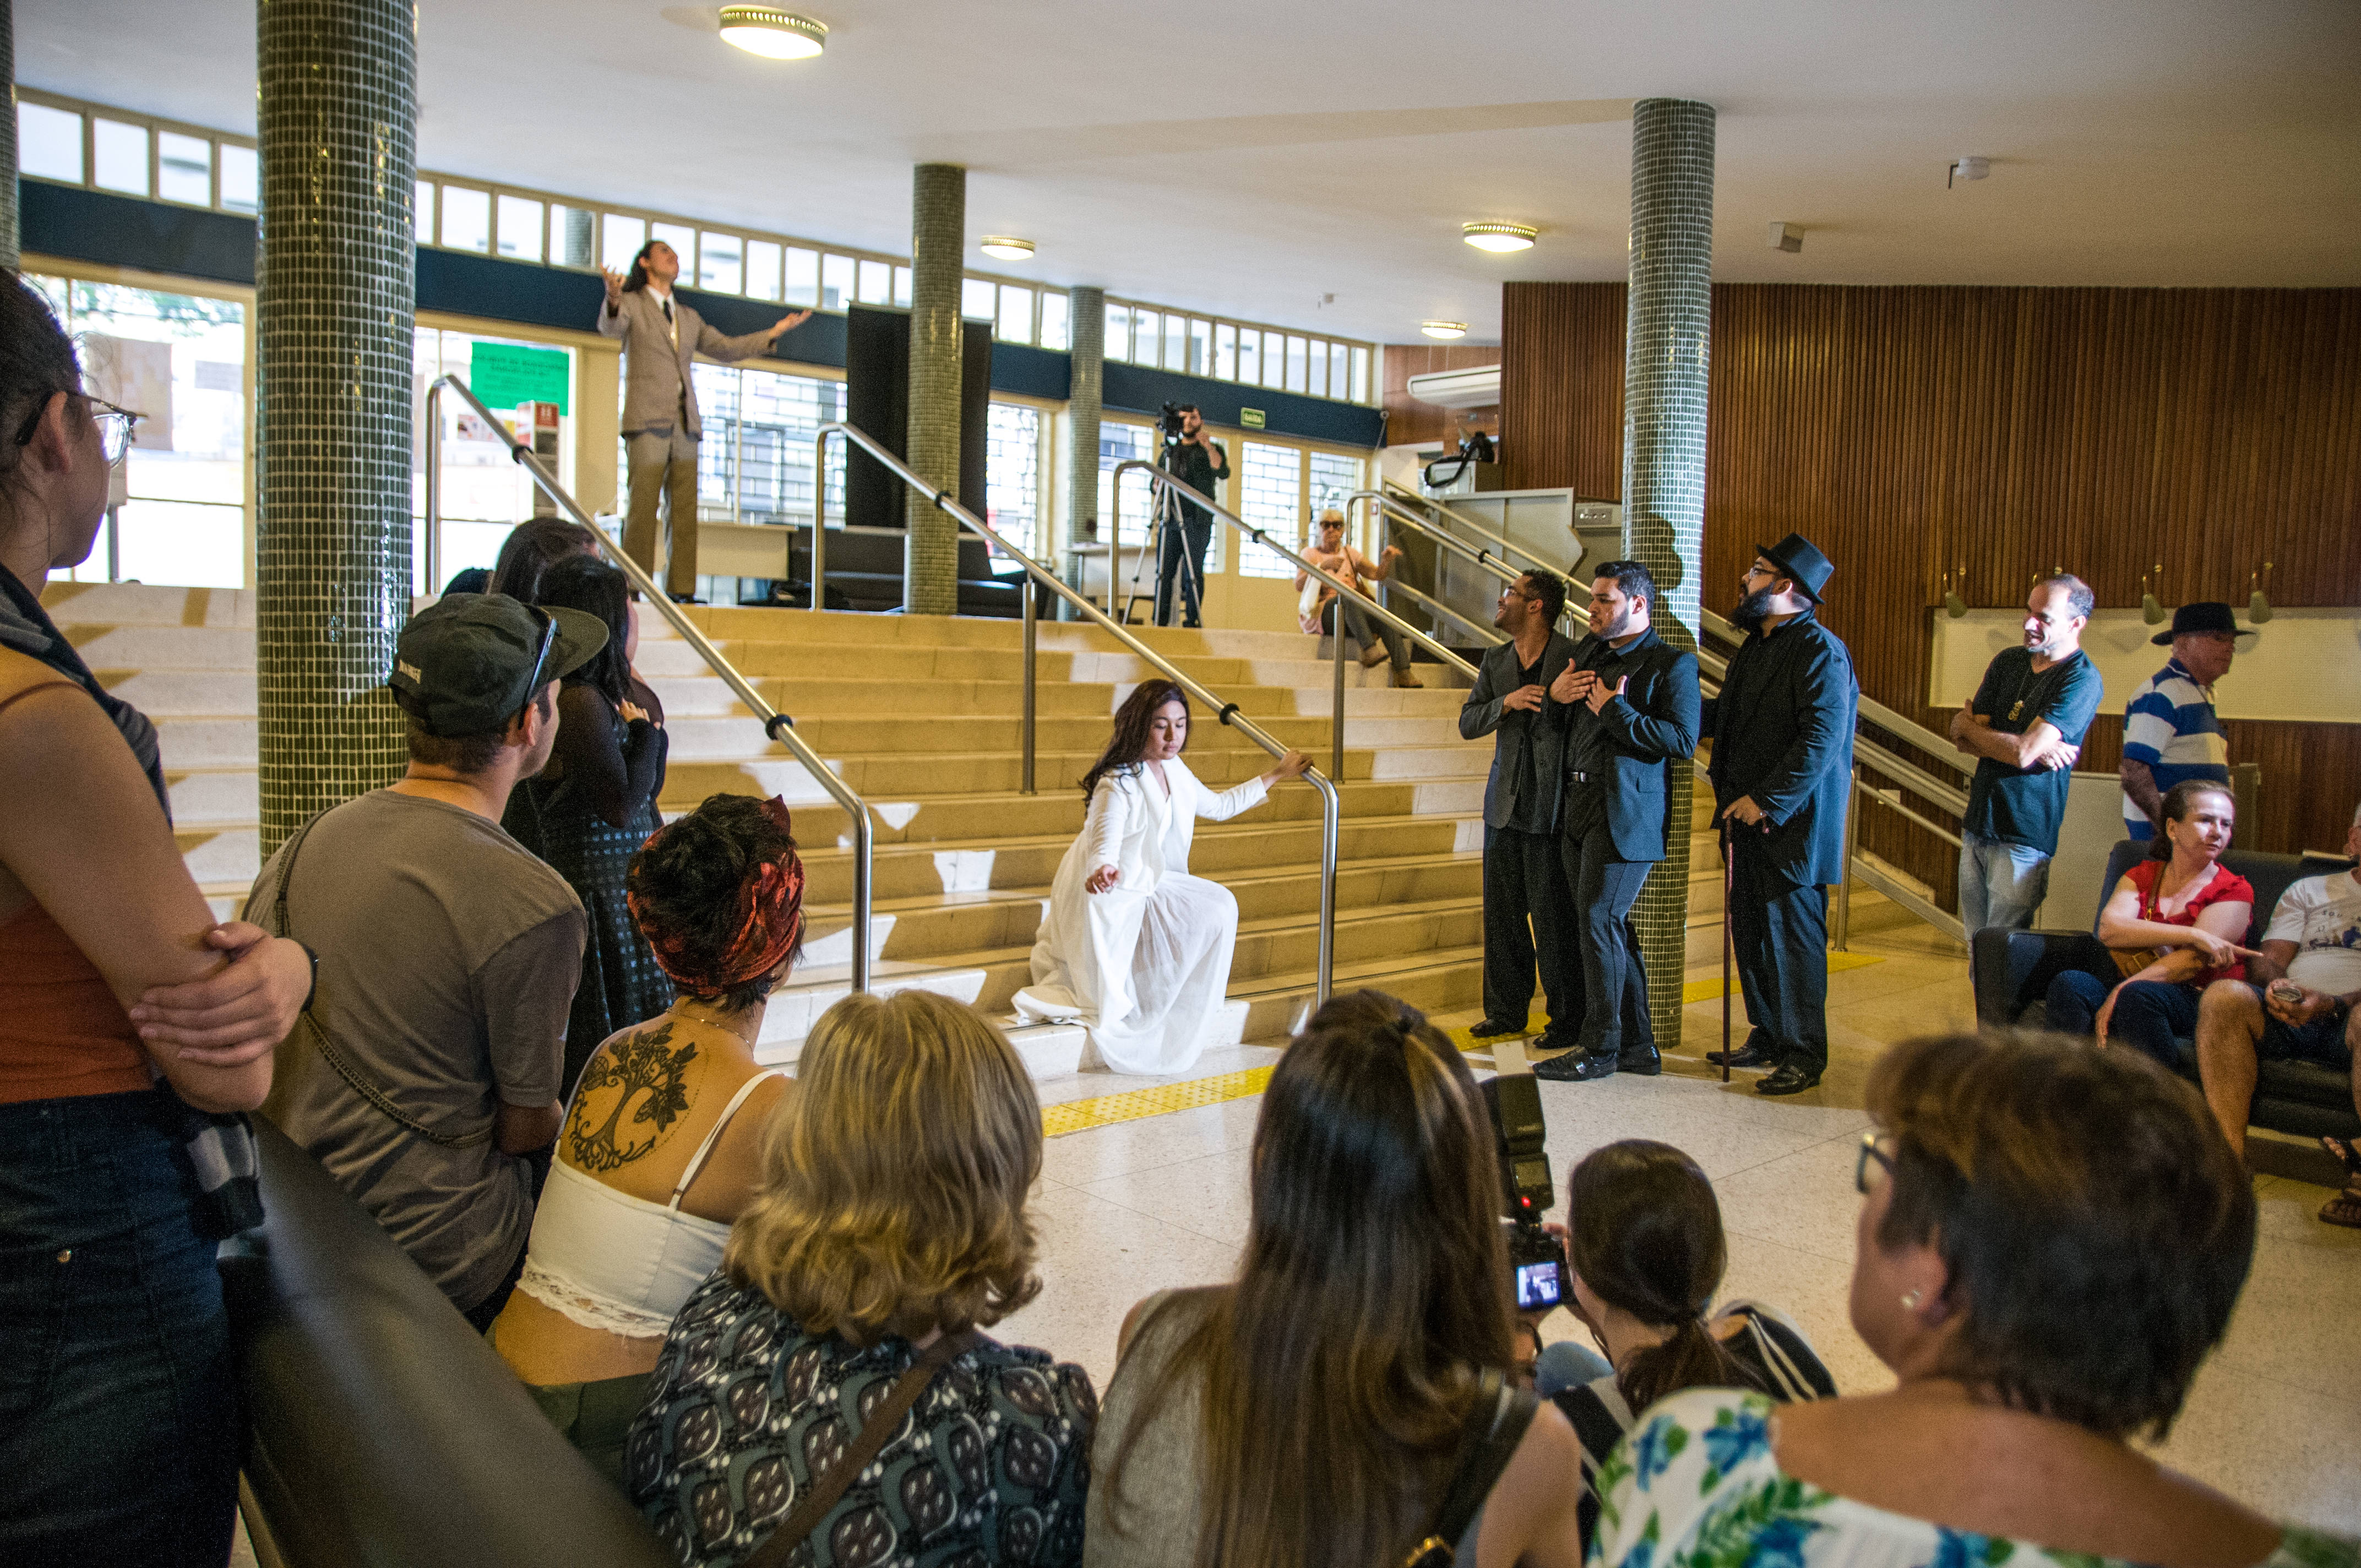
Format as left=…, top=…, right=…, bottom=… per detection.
left=469, top=342, right=571, bottom=415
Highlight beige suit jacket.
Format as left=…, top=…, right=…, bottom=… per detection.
left=596, top=288, right=779, bottom=438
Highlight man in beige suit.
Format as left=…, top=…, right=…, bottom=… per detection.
left=598, top=239, right=808, bottom=600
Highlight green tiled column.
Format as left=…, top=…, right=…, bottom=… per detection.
left=1, top=0, right=18, bottom=271
left=1622, top=97, right=1716, bottom=1053
left=255, top=0, right=417, bottom=854
left=1065, top=285, right=1104, bottom=556
left=904, top=163, right=964, bottom=615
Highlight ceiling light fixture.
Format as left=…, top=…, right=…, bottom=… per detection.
left=717, top=6, right=828, bottom=59
left=1948, top=156, right=1989, bottom=187
left=1462, top=222, right=1537, bottom=253
left=1769, top=221, right=1803, bottom=253
left=1421, top=320, right=1468, bottom=340
left=979, top=236, right=1034, bottom=262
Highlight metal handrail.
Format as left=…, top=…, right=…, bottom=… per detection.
left=1349, top=490, right=1589, bottom=640
left=1383, top=577, right=1506, bottom=647
left=1373, top=476, right=1574, bottom=584
left=426, top=375, right=877, bottom=992
left=819, top=422, right=1343, bottom=1003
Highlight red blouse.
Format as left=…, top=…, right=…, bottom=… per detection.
left=2123, top=859, right=2254, bottom=984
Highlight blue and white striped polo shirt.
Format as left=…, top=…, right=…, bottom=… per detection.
left=2120, top=656, right=2229, bottom=839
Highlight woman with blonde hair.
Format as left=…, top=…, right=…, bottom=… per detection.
left=628, top=989, right=1095, bottom=1567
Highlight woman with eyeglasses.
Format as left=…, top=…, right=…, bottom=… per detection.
left=1591, top=1030, right=2358, bottom=1568
left=0, top=273, right=311, bottom=1561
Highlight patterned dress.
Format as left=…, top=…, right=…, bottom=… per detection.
left=629, top=1273, right=1096, bottom=1568
left=1590, top=1389, right=2358, bottom=1568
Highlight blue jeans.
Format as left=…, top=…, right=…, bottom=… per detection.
left=1958, top=831, right=2053, bottom=937
left=2046, top=971, right=2199, bottom=1068
left=1535, top=1338, right=1613, bottom=1397
left=0, top=1091, right=239, bottom=1567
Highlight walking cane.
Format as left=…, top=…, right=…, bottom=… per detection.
left=1721, top=818, right=1734, bottom=1085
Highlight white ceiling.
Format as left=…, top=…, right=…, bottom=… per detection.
left=25, top=0, right=2361, bottom=345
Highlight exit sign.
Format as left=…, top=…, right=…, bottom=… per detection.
left=1239, top=407, right=1266, bottom=429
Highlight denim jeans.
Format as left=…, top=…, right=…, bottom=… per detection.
left=0, top=1091, right=240, bottom=1567
left=1958, top=831, right=2053, bottom=937
left=1535, top=1338, right=1614, bottom=1397
left=2046, top=971, right=2198, bottom=1068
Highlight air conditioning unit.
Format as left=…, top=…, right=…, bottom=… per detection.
left=1405, top=364, right=1501, bottom=410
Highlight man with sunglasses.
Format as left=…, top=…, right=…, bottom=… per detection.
left=248, top=594, right=607, bottom=1329
left=1700, top=533, right=1858, bottom=1096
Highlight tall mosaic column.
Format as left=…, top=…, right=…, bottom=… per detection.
left=1, top=0, right=18, bottom=271
left=904, top=163, right=965, bottom=615
left=254, top=0, right=417, bottom=854
left=1620, top=97, right=1716, bottom=1052
left=1064, top=285, right=1105, bottom=572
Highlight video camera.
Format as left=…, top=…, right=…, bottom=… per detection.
left=1480, top=1073, right=1568, bottom=1313
left=1156, top=401, right=1189, bottom=442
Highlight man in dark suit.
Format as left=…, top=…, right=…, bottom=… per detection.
left=1461, top=570, right=1581, bottom=1044
left=1533, top=560, right=1701, bottom=1081
left=1701, top=533, right=1858, bottom=1095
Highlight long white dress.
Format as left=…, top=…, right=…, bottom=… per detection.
left=1014, top=756, right=1268, bottom=1075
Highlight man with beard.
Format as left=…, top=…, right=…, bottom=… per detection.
left=1461, top=570, right=1581, bottom=1045
left=1947, top=574, right=2103, bottom=934
left=1701, top=534, right=1857, bottom=1095
left=1532, top=561, right=1700, bottom=1082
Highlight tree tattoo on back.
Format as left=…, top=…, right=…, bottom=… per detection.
left=568, top=1020, right=700, bottom=1173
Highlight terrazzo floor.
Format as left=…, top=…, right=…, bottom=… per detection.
left=995, top=922, right=2361, bottom=1536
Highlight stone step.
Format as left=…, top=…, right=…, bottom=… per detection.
left=644, top=672, right=1471, bottom=722
left=655, top=711, right=1477, bottom=763
left=39, top=582, right=255, bottom=628
left=55, top=624, right=257, bottom=671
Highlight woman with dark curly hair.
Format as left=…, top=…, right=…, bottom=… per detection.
left=1592, top=1030, right=2357, bottom=1568
left=489, top=792, right=801, bottom=1482
left=1014, top=679, right=1306, bottom=1074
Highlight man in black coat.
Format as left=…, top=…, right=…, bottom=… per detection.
left=1460, top=570, right=1581, bottom=1044
left=1533, top=560, right=1702, bottom=1081
left=1701, top=533, right=1858, bottom=1095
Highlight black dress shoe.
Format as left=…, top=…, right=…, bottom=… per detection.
left=1617, top=1043, right=1662, bottom=1077
left=1756, top=1063, right=1823, bottom=1096
left=1468, top=1016, right=1528, bottom=1039
left=1533, top=1048, right=1619, bottom=1081
left=1705, top=1042, right=1778, bottom=1070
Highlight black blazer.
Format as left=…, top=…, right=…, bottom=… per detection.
left=1549, top=629, right=1702, bottom=863
left=1701, top=610, right=1858, bottom=886
left=1460, top=633, right=1579, bottom=832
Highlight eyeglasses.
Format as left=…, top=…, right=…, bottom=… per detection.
left=1742, top=563, right=1779, bottom=582
left=11, top=391, right=144, bottom=468
left=1855, top=1130, right=1896, bottom=1194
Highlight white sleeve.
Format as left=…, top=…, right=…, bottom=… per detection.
left=1085, top=778, right=1128, bottom=868
left=1198, top=774, right=1270, bottom=821
left=2263, top=878, right=2319, bottom=947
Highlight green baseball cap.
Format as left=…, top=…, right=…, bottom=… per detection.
left=389, top=593, right=607, bottom=737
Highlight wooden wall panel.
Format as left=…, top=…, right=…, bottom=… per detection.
left=1500, top=280, right=2361, bottom=879
left=1379, top=342, right=1502, bottom=448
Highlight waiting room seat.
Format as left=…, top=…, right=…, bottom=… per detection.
left=1971, top=841, right=2361, bottom=1141
left=223, top=1121, right=670, bottom=1568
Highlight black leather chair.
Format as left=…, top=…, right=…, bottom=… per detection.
left=223, top=1122, right=671, bottom=1568
left=1971, top=841, right=2360, bottom=1140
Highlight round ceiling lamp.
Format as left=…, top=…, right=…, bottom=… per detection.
left=1462, top=221, right=1538, bottom=253
left=1421, top=320, right=1468, bottom=340
left=979, top=236, right=1035, bottom=262
left=717, top=6, right=828, bottom=58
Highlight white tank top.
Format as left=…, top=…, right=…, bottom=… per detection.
left=513, top=1069, right=786, bottom=1338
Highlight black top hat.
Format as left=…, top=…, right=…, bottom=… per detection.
left=2151, top=601, right=2256, bottom=646
left=1754, top=533, right=1836, bottom=603
left=389, top=593, right=607, bottom=737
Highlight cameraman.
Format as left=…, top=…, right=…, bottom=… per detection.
left=1154, top=405, right=1229, bottom=629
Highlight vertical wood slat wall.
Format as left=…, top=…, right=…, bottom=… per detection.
left=1501, top=280, right=2361, bottom=881
left=1380, top=342, right=1506, bottom=448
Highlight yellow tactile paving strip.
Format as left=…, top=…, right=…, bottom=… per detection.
left=1038, top=951, right=1889, bottom=1139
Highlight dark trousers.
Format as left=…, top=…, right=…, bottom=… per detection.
left=1155, top=515, right=1212, bottom=627
left=2046, top=970, right=2197, bottom=1069
left=1562, top=810, right=1656, bottom=1057
left=1482, top=825, right=1580, bottom=1030
left=0, top=1092, right=240, bottom=1568
left=1727, top=841, right=1830, bottom=1072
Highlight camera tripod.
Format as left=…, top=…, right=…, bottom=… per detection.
left=1124, top=444, right=1204, bottom=627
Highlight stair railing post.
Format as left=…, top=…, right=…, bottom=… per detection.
left=809, top=431, right=829, bottom=612
left=1021, top=576, right=1038, bottom=795
left=1330, top=594, right=1347, bottom=784
left=422, top=382, right=442, bottom=593
left=1836, top=763, right=1860, bottom=951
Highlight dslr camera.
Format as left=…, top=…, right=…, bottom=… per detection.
left=1481, top=1073, right=1567, bottom=1313
left=1157, top=401, right=1188, bottom=442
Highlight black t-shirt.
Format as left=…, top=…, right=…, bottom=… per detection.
left=1961, top=646, right=2104, bottom=853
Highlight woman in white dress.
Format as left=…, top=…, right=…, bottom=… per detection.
left=1016, top=680, right=1307, bottom=1074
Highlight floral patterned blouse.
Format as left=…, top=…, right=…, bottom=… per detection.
left=627, top=1273, right=1097, bottom=1568
left=1588, top=1390, right=2358, bottom=1568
